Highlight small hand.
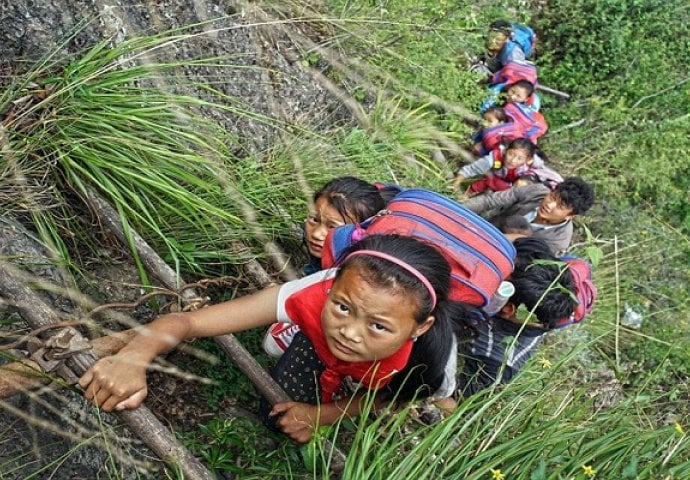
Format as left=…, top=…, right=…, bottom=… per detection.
left=464, top=185, right=479, bottom=199
left=451, top=175, right=465, bottom=191
left=270, top=401, right=319, bottom=443
left=78, top=354, right=148, bottom=412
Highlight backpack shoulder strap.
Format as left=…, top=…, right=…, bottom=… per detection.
left=321, top=224, right=362, bottom=268
left=492, top=147, right=504, bottom=169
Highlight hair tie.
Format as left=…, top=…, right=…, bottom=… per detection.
left=344, top=250, right=437, bottom=310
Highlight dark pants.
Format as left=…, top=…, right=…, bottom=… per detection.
left=258, top=332, right=325, bottom=430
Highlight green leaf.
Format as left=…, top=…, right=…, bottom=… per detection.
left=530, top=459, right=547, bottom=480
left=621, top=456, right=638, bottom=478
left=585, top=245, right=604, bottom=267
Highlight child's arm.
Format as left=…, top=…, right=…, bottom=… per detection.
left=456, top=154, right=494, bottom=181
left=480, top=83, right=505, bottom=113
left=529, top=92, right=542, bottom=112
left=462, top=182, right=528, bottom=213
left=79, top=286, right=281, bottom=412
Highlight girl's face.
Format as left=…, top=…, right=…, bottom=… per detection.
left=321, top=265, right=434, bottom=363
left=305, top=197, right=348, bottom=258
left=482, top=112, right=502, bottom=128
left=504, top=147, right=531, bottom=169
left=507, top=85, right=530, bottom=104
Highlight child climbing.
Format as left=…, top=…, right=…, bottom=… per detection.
left=456, top=238, right=580, bottom=397
left=433, top=236, right=576, bottom=411
left=266, top=176, right=389, bottom=357
left=505, top=80, right=541, bottom=111
left=485, top=20, right=536, bottom=72
left=452, top=138, right=543, bottom=196
left=472, top=105, right=530, bottom=157
left=302, top=176, right=387, bottom=275
left=462, top=177, right=595, bottom=255
left=481, top=70, right=542, bottom=114
left=471, top=106, right=510, bottom=156
left=79, top=234, right=466, bottom=443
left=481, top=106, right=509, bottom=129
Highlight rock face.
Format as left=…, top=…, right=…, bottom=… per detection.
left=1, top=388, right=148, bottom=479
left=0, top=2, right=347, bottom=478
left=0, top=0, right=342, bottom=152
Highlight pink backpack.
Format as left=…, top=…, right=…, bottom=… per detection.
left=490, top=61, right=538, bottom=86
left=552, top=256, right=597, bottom=328
left=503, top=102, right=548, bottom=143
left=321, top=189, right=516, bottom=307
left=479, top=120, right=526, bottom=155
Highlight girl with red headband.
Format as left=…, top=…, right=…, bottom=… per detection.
left=79, top=234, right=474, bottom=443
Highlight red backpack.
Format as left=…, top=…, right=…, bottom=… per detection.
left=503, top=102, right=548, bottom=143
left=490, top=61, right=540, bottom=109
left=321, top=189, right=516, bottom=307
left=552, top=256, right=597, bottom=329
left=490, top=61, right=538, bottom=87
left=479, top=120, right=526, bottom=155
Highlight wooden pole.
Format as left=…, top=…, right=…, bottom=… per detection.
left=86, top=188, right=347, bottom=474
left=0, top=261, right=215, bottom=480
left=536, top=84, right=571, bottom=100
left=84, top=190, right=194, bottom=297
left=0, top=329, right=136, bottom=399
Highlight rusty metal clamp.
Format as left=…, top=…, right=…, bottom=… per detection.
left=28, top=327, right=94, bottom=384
left=181, top=295, right=210, bottom=312
left=168, top=295, right=210, bottom=312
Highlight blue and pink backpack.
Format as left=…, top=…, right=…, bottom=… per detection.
left=552, top=256, right=597, bottom=329
left=478, top=101, right=546, bottom=155
left=321, top=188, right=516, bottom=307
left=489, top=61, right=540, bottom=111
left=478, top=117, right=526, bottom=155
left=503, top=102, right=548, bottom=143
left=490, top=60, right=538, bottom=87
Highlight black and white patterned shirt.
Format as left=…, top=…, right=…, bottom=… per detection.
left=457, top=316, right=546, bottom=397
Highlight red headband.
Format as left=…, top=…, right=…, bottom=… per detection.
left=344, top=250, right=437, bottom=310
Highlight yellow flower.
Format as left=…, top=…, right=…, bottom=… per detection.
left=582, top=464, right=596, bottom=478
left=538, top=357, right=553, bottom=369
left=490, top=468, right=506, bottom=480
left=675, top=422, right=685, bottom=435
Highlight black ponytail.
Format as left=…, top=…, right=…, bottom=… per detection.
left=383, top=299, right=479, bottom=402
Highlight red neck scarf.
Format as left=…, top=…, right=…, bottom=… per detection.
left=284, top=277, right=413, bottom=402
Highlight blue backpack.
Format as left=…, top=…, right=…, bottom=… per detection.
left=509, top=23, right=536, bottom=59
left=321, top=189, right=516, bottom=307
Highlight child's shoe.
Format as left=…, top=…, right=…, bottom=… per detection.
left=262, top=322, right=301, bottom=358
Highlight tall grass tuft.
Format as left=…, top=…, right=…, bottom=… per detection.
left=312, top=339, right=690, bottom=479
left=0, top=30, right=309, bottom=278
